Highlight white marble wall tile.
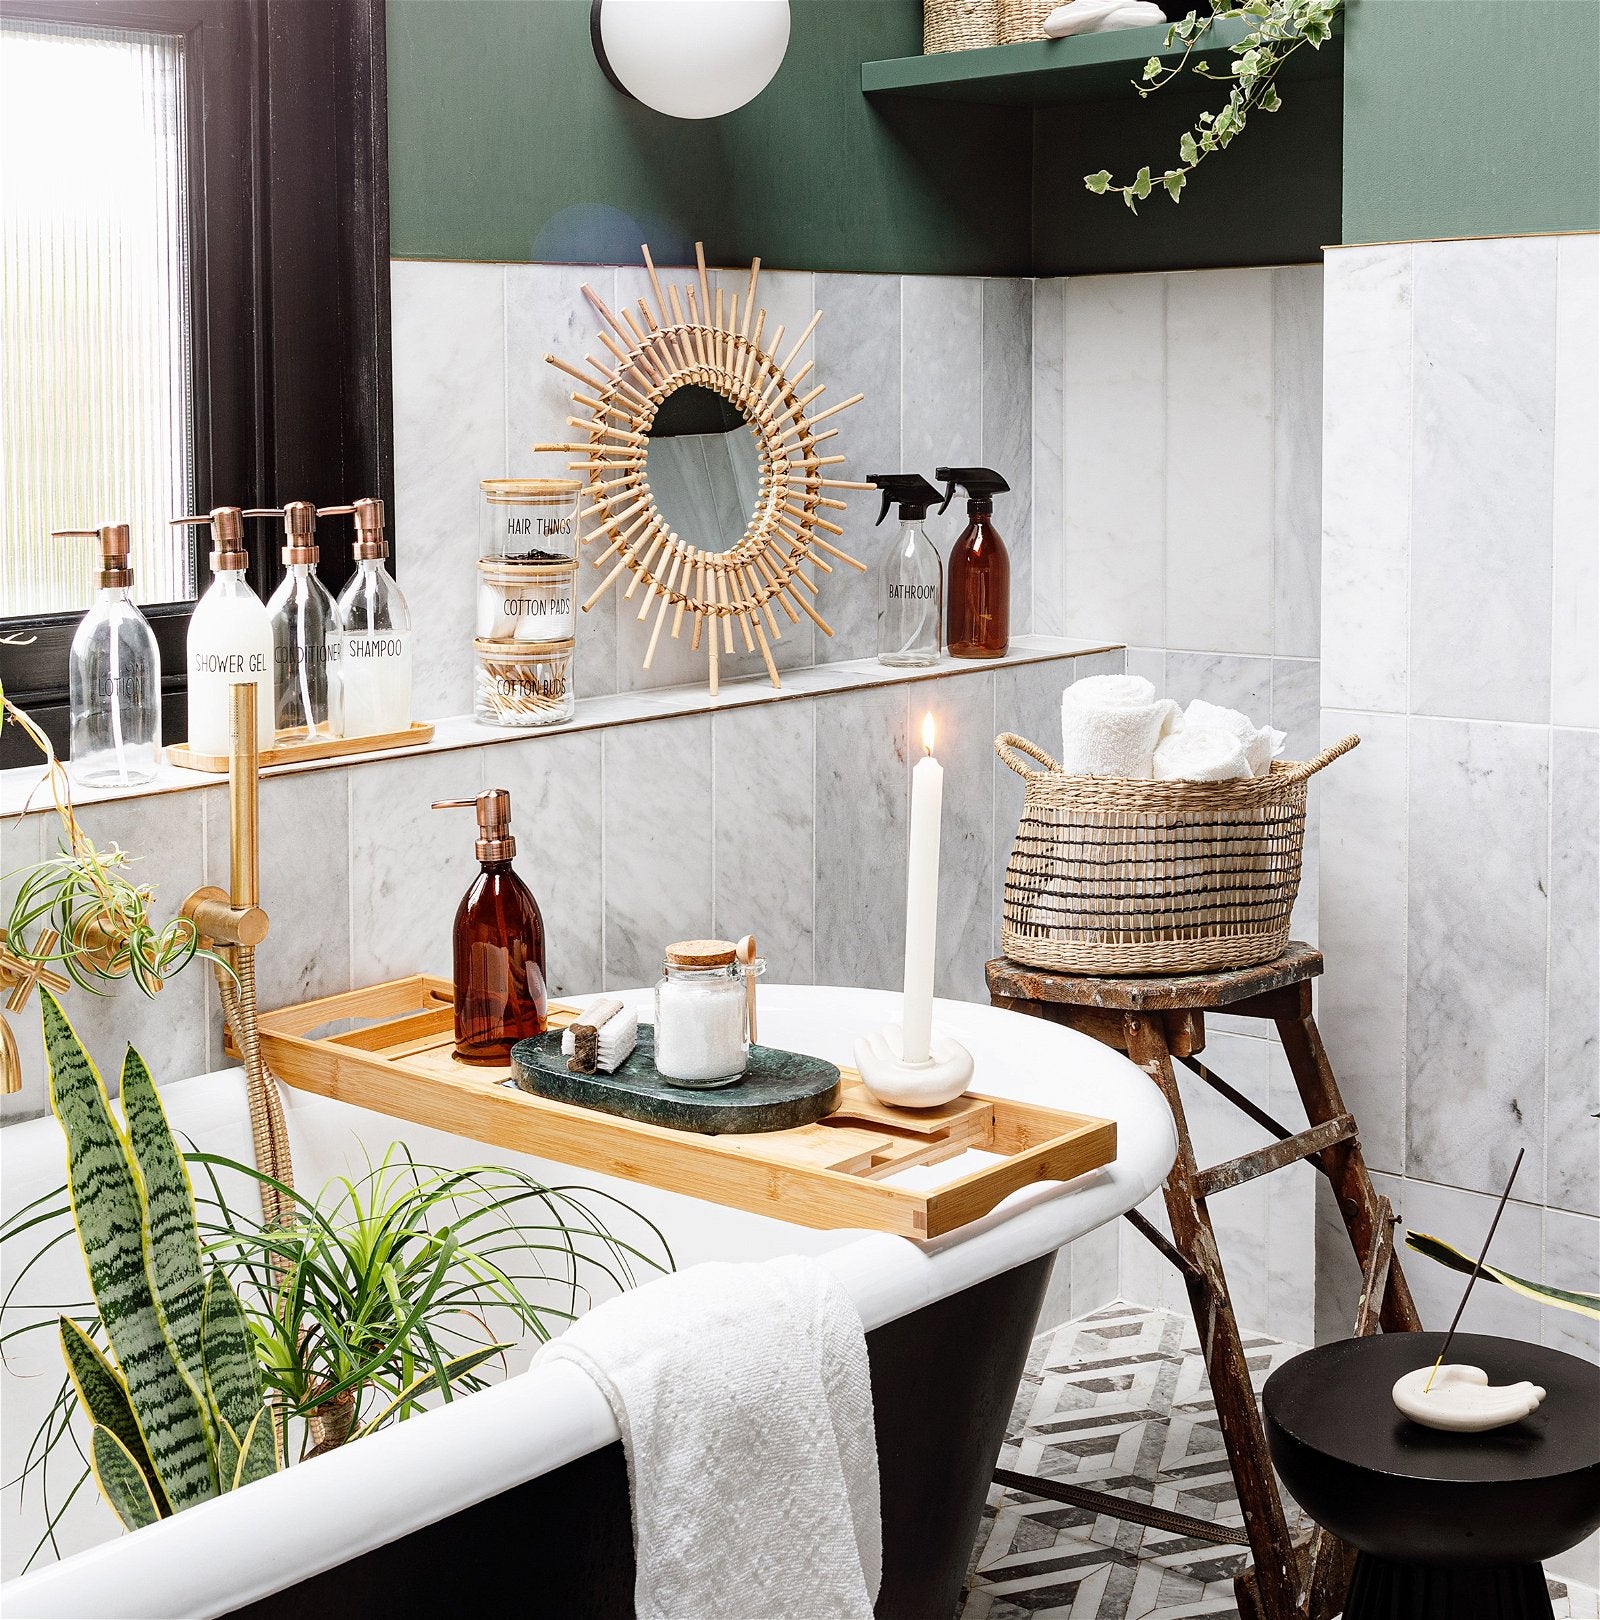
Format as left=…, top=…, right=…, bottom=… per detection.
left=814, top=683, right=910, bottom=991
left=1409, top=237, right=1557, bottom=724
left=494, top=729, right=604, bottom=999
left=1407, top=717, right=1549, bottom=1196
left=1318, top=708, right=1408, bottom=1175
left=1163, top=651, right=1271, bottom=719
left=505, top=262, right=609, bottom=475
left=1543, top=1206, right=1599, bottom=1363
left=902, top=276, right=983, bottom=481
left=1120, top=1187, right=1186, bottom=1317
left=1273, top=658, right=1323, bottom=944
left=1061, top=274, right=1166, bottom=648
left=711, top=701, right=816, bottom=987
left=1271, top=266, right=1323, bottom=661
left=982, top=279, right=1033, bottom=636
left=1399, top=1179, right=1543, bottom=1341
left=1165, top=269, right=1274, bottom=657
left=1031, top=279, right=1067, bottom=638
left=925, top=672, right=995, bottom=1002
left=1552, top=234, right=1600, bottom=730
left=1321, top=244, right=1413, bottom=714
left=0, top=810, right=47, bottom=1121
left=815, top=274, right=902, bottom=665
left=1547, top=726, right=1599, bottom=1217
left=1266, top=1047, right=1316, bottom=1346
left=203, top=769, right=352, bottom=1014
left=1069, top=1221, right=1122, bottom=1316
left=391, top=261, right=507, bottom=722
left=349, top=747, right=485, bottom=985
left=1125, top=647, right=1165, bottom=691
left=602, top=714, right=713, bottom=990
left=1313, top=1170, right=1373, bottom=1344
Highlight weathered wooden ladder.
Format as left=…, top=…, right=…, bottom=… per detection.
left=987, top=942, right=1421, bottom=1620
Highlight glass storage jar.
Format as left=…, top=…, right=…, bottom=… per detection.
left=472, top=637, right=576, bottom=728
left=477, top=559, right=577, bottom=642
left=480, top=478, right=581, bottom=563
left=653, top=940, right=765, bottom=1088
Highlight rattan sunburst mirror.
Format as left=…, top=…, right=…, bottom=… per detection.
left=535, top=242, right=870, bottom=694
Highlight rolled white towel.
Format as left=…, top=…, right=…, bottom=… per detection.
left=1182, top=699, right=1287, bottom=778
left=1059, top=674, right=1181, bottom=780
left=1153, top=725, right=1251, bottom=782
left=1043, top=0, right=1168, bottom=36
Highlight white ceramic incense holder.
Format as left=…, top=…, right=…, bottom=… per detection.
left=1391, top=1364, right=1547, bottom=1432
left=854, top=1025, right=974, bottom=1109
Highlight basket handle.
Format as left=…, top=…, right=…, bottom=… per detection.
left=1278, top=733, right=1360, bottom=784
left=995, top=732, right=1061, bottom=778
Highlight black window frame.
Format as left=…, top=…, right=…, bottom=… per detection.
left=0, top=0, right=393, bottom=767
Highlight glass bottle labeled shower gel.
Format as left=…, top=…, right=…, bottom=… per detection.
left=433, top=789, right=548, bottom=1065
left=321, top=498, right=413, bottom=738
left=938, top=466, right=1011, bottom=659
left=260, top=501, right=337, bottom=740
left=174, top=507, right=274, bottom=755
left=868, top=473, right=945, bottom=669
left=55, top=524, right=162, bottom=788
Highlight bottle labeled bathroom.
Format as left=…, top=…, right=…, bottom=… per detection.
left=260, top=501, right=337, bottom=740
left=321, top=497, right=413, bottom=738
left=55, top=524, right=162, bottom=788
left=869, top=473, right=945, bottom=668
left=175, top=507, right=274, bottom=754
left=433, top=789, right=548, bottom=1064
left=937, top=466, right=1010, bottom=659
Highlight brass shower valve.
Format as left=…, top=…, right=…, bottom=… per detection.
left=182, top=885, right=270, bottom=949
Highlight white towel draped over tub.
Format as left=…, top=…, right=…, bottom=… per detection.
left=1059, top=674, right=1181, bottom=779
left=534, top=1255, right=882, bottom=1620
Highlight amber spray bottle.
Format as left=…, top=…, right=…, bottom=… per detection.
left=937, top=466, right=1011, bottom=659
left=432, top=789, right=547, bottom=1063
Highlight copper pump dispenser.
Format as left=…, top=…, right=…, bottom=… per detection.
left=432, top=789, right=547, bottom=1064
left=937, top=466, right=1011, bottom=659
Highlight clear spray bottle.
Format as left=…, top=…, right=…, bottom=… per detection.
left=868, top=473, right=945, bottom=669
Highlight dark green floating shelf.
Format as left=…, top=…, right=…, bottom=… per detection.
left=861, top=18, right=1342, bottom=108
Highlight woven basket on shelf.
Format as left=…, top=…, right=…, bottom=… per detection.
left=995, top=731, right=1359, bottom=976
left=924, top=0, right=1000, bottom=53
left=998, top=0, right=1057, bottom=43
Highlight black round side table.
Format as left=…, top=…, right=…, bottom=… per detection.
left=1263, top=1332, right=1600, bottom=1620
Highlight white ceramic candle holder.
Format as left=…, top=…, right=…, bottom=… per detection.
left=853, top=1024, right=974, bottom=1110
left=1391, top=1364, right=1547, bottom=1432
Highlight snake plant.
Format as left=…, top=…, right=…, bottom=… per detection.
left=41, top=988, right=278, bottom=1530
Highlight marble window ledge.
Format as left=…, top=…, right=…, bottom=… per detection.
left=1, top=636, right=1118, bottom=820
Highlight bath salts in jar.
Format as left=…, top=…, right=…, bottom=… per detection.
left=473, top=637, right=576, bottom=728
left=480, top=479, right=581, bottom=564
left=653, top=940, right=764, bottom=1088
left=477, top=560, right=578, bottom=641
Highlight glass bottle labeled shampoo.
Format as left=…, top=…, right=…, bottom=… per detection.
left=433, top=789, right=547, bottom=1064
left=869, top=473, right=945, bottom=668
left=938, top=466, right=1010, bottom=659
left=321, top=497, right=413, bottom=739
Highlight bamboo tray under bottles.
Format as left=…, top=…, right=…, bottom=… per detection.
left=168, top=722, right=434, bottom=773
left=253, top=977, right=1118, bottom=1240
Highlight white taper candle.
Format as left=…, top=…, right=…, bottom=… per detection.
left=902, top=712, right=942, bottom=1065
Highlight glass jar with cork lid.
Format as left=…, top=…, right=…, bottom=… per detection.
left=653, top=939, right=765, bottom=1089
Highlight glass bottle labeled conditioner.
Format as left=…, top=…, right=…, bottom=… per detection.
left=261, top=501, right=337, bottom=740
left=433, top=789, right=547, bottom=1064
left=869, top=473, right=945, bottom=668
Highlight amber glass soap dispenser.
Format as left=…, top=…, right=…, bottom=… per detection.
left=937, top=466, right=1011, bottom=658
left=433, top=789, right=547, bottom=1064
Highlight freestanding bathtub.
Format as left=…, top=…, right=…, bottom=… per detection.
left=0, top=985, right=1175, bottom=1620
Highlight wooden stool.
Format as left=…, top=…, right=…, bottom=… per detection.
left=986, top=943, right=1421, bottom=1620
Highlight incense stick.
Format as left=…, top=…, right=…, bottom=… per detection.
left=1423, top=1147, right=1524, bottom=1392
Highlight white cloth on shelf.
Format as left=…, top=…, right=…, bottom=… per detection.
left=1043, top=0, right=1169, bottom=38
left=1153, top=725, right=1251, bottom=782
left=1059, top=673, right=1181, bottom=779
left=560, top=998, right=639, bottom=1073
left=534, top=1256, right=881, bottom=1620
left=1182, top=698, right=1287, bottom=778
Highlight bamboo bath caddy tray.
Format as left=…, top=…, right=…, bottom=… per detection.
left=254, top=977, right=1118, bottom=1240
left=168, top=721, right=435, bottom=773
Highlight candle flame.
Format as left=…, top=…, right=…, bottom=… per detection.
left=921, top=712, right=936, bottom=756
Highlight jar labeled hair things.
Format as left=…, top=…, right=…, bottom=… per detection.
left=480, top=478, right=580, bottom=562
left=473, top=638, right=576, bottom=728
left=653, top=940, right=765, bottom=1088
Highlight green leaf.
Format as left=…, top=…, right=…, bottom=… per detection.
left=58, top=1318, right=169, bottom=1515
left=1142, top=55, right=1162, bottom=80
left=1164, top=170, right=1187, bottom=202
left=201, top=1268, right=264, bottom=1436
left=42, top=991, right=214, bottom=1510
left=89, top=1425, right=162, bottom=1532
left=216, top=1419, right=241, bottom=1492
left=1084, top=169, right=1112, bottom=195
left=1260, top=83, right=1282, bottom=112
left=1404, top=1231, right=1600, bottom=1319
left=1133, top=165, right=1153, bottom=201
left=232, top=1407, right=279, bottom=1489
left=353, top=1343, right=512, bottom=1439
left=1179, top=132, right=1199, bottom=164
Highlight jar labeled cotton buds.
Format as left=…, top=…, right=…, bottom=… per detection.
left=473, top=639, right=576, bottom=727
left=653, top=939, right=765, bottom=1088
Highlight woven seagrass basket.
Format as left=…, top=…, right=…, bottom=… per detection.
left=925, top=0, right=1000, bottom=52
left=996, top=731, right=1359, bottom=976
left=998, top=0, right=1056, bottom=42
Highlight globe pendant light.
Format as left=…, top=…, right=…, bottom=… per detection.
left=591, top=0, right=791, bottom=120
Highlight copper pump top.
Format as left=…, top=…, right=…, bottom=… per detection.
left=54, top=524, right=133, bottom=589
left=433, top=788, right=517, bottom=862
left=318, top=496, right=388, bottom=561
left=245, top=500, right=319, bottom=565
left=172, top=506, right=252, bottom=573
left=664, top=939, right=738, bottom=969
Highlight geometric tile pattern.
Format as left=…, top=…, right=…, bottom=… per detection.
left=960, top=1304, right=1596, bottom=1620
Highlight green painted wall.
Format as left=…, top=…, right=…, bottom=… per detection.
left=386, top=0, right=1033, bottom=274
left=1342, top=0, right=1600, bottom=244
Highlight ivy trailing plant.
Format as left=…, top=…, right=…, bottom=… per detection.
left=1084, top=0, right=1342, bottom=210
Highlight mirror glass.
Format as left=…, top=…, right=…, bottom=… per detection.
left=645, top=384, right=761, bottom=552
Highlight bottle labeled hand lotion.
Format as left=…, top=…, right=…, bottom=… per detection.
left=176, top=507, right=273, bottom=754
left=322, top=497, right=413, bottom=738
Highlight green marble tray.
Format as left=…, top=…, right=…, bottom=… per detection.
left=510, top=1025, right=843, bottom=1135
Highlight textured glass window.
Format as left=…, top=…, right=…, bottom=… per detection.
left=1, top=17, right=193, bottom=616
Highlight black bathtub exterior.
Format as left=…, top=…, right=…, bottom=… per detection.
left=227, top=1254, right=1052, bottom=1620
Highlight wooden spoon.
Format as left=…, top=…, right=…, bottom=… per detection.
left=736, top=933, right=758, bottom=1046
